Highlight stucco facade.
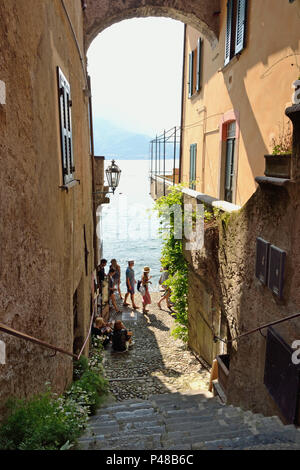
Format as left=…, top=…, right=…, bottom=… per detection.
left=0, top=0, right=100, bottom=409
left=180, top=0, right=300, bottom=206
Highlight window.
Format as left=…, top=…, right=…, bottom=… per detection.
left=189, top=144, right=197, bottom=190
left=188, top=38, right=203, bottom=98
left=224, top=122, right=236, bottom=202
left=57, top=67, right=75, bottom=185
left=224, top=0, right=248, bottom=66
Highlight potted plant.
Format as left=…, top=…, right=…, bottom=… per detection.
left=264, top=121, right=292, bottom=179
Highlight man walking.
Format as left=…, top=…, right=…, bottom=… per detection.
left=123, top=260, right=139, bottom=309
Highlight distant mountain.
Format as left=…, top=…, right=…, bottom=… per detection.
left=93, top=118, right=152, bottom=160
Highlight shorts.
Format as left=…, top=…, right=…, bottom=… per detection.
left=126, top=280, right=135, bottom=295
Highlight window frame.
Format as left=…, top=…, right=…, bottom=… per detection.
left=188, top=38, right=203, bottom=99
left=224, top=0, right=248, bottom=66
left=57, top=66, right=75, bottom=186
left=189, top=143, right=197, bottom=190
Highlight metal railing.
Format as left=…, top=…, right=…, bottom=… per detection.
left=213, top=312, right=300, bottom=344
left=149, top=126, right=181, bottom=196
left=0, top=313, right=95, bottom=361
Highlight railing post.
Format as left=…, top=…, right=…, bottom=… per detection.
left=164, top=129, right=166, bottom=196
left=173, top=126, right=177, bottom=185
left=155, top=135, right=158, bottom=196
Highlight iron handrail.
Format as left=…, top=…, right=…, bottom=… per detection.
left=0, top=313, right=95, bottom=361
left=214, top=312, right=300, bottom=344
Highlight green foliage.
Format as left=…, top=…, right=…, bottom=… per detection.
left=154, top=185, right=188, bottom=342
left=0, top=391, right=88, bottom=450
left=73, top=355, right=89, bottom=381
left=0, top=347, right=108, bottom=450
left=66, top=369, right=108, bottom=416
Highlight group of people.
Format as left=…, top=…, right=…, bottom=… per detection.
left=92, top=317, right=133, bottom=353
left=94, top=259, right=172, bottom=352
left=97, top=259, right=154, bottom=314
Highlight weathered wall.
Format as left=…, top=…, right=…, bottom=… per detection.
left=181, top=0, right=300, bottom=206
left=0, top=0, right=95, bottom=409
left=186, top=105, right=300, bottom=418
left=83, top=0, right=220, bottom=51
left=220, top=180, right=300, bottom=418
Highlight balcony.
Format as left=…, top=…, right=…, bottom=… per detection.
left=149, top=126, right=181, bottom=200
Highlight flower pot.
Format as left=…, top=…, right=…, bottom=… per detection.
left=264, top=154, right=291, bottom=179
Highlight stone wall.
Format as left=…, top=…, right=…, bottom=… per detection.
left=0, top=0, right=96, bottom=411
left=83, top=0, right=220, bottom=51
left=186, top=105, right=300, bottom=419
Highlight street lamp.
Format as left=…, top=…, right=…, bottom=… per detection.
left=105, top=159, right=121, bottom=194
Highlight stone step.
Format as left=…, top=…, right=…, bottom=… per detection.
left=192, top=431, right=297, bottom=450
left=77, top=391, right=299, bottom=451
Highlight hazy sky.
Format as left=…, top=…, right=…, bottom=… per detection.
left=87, top=17, right=184, bottom=137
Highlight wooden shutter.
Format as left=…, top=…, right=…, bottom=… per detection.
left=196, top=38, right=202, bottom=93
left=235, top=0, right=247, bottom=55
left=57, top=67, right=74, bottom=184
left=188, top=51, right=194, bottom=98
left=224, top=0, right=233, bottom=66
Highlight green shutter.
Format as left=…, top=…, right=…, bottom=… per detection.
left=224, top=0, right=233, bottom=66
left=235, top=0, right=247, bottom=55
left=188, top=51, right=194, bottom=98
left=196, top=38, right=202, bottom=92
left=189, top=144, right=197, bottom=190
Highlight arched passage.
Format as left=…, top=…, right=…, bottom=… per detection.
left=83, top=0, right=220, bottom=51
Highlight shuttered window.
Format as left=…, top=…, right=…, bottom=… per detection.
left=235, top=0, right=247, bottom=55
left=188, top=38, right=203, bottom=98
left=224, top=122, right=236, bottom=203
left=188, top=51, right=194, bottom=98
left=57, top=67, right=75, bottom=185
left=224, top=0, right=234, bottom=66
left=196, top=38, right=203, bottom=93
left=189, top=144, right=197, bottom=190
left=224, top=0, right=247, bottom=66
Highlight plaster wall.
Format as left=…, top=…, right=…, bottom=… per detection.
left=0, top=0, right=95, bottom=409
left=181, top=0, right=300, bottom=206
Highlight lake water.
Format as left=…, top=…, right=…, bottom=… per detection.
left=98, top=160, right=173, bottom=292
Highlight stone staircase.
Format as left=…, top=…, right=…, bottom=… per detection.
left=76, top=390, right=300, bottom=450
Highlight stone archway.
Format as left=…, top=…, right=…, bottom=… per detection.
left=83, top=0, right=220, bottom=51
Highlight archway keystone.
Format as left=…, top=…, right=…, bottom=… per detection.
left=83, top=0, right=220, bottom=51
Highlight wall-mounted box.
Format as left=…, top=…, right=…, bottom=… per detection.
left=264, top=327, right=300, bottom=425
left=255, top=237, right=270, bottom=285
left=268, top=245, right=286, bottom=299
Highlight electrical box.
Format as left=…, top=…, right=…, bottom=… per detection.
left=268, top=245, right=286, bottom=299
left=255, top=237, right=270, bottom=285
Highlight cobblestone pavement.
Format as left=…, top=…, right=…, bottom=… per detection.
left=103, top=292, right=210, bottom=401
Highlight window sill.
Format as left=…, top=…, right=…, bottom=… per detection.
left=59, top=179, right=80, bottom=192
left=218, top=54, right=240, bottom=73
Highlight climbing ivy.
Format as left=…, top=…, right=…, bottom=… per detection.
left=154, top=185, right=188, bottom=342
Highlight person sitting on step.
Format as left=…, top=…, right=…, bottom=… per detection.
left=92, top=317, right=113, bottom=347
left=112, top=320, right=133, bottom=353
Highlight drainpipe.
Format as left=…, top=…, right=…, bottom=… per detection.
left=179, top=24, right=187, bottom=184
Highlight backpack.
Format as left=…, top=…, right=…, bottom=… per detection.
left=137, top=279, right=145, bottom=296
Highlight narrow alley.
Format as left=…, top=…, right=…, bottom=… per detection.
left=76, top=294, right=300, bottom=451
left=103, top=293, right=210, bottom=401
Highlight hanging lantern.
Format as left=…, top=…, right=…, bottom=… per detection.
left=105, top=160, right=121, bottom=194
